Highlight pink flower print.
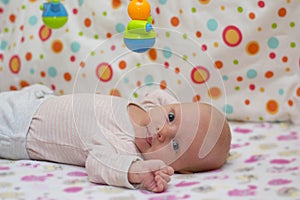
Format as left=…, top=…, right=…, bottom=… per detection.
left=228, top=185, right=257, bottom=196
left=64, top=187, right=83, bottom=193
left=231, top=142, right=250, bottom=149
left=268, top=178, right=292, bottom=186
left=0, top=166, right=10, bottom=170
left=277, top=131, right=298, bottom=141
left=67, top=171, right=88, bottom=177
left=245, top=154, right=265, bottom=163
left=21, top=174, right=53, bottom=182
left=270, top=158, right=296, bottom=164
left=234, top=127, right=253, bottom=134
left=20, top=162, right=40, bottom=168
left=175, top=181, right=200, bottom=187
left=149, top=194, right=190, bottom=200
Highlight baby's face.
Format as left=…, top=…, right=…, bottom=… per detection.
left=135, top=103, right=204, bottom=169
left=135, top=102, right=230, bottom=173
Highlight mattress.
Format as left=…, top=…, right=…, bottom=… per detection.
left=0, top=122, right=299, bottom=200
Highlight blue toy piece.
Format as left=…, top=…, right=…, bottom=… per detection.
left=41, top=0, right=68, bottom=29
left=124, top=0, right=156, bottom=53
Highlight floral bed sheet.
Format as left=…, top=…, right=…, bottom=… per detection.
left=0, top=122, right=299, bottom=200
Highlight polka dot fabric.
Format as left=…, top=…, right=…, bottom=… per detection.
left=0, top=0, right=299, bottom=123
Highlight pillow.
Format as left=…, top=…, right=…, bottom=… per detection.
left=0, top=0, right=299, bottom=123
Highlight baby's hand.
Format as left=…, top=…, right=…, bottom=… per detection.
left=128, top=160, right=174, bottom=193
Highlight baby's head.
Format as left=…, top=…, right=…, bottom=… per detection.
left=134, top=102, right=231, bottom=173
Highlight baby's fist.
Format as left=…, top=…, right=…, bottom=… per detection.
left=128, top=160, right=174, bottom=192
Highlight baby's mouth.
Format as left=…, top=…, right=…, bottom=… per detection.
left=146, top=128, right=152, bottom=146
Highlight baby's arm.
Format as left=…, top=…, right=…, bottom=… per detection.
left=128, top=160, right=174, bottom=193
left=86, top=149, right=173, bottom=192
left=140, top=89, right=179, bottom=110
left=86, top=147, right=143, bottom=189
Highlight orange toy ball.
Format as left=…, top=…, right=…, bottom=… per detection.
left=128, top=0, right=151, bottom=20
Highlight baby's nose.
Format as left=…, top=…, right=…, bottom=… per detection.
left=147, top=107, right=166, bottom=135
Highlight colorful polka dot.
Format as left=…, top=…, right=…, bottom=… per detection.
left=278, top=7, right=287, bottom=17
left=51, top=39, right=64, bottom=54
left=158, top=0, right=168, bottom=5
left=48, top=66, right=57, bottom=78
left=208, top=87, right=222, bottom=100
left=96, top=63, right=113, bottom=82
left=115, top=23, right=125, bottom=33
left=28, top=15, right=38, bottom=26
left=214, top=60, right=223, bottom=69
left=110, top=88, right=121, bottom=96
left=39, top=25, right=52, bottom=41
left=265, top=71, right=274, bottom=79
left=63, top=72, right=72, bottom=81
left=223, top=104, right=234, bottom=114
left=160, top=80, right=167, bottom=89
left=222, top=25, right=242, bottom=47
left=71, top=41, right=81, bottom=53
left=25, top=52, right=32, bottom=61
left=248, top=12, right=256, bottom=20
left=170, top=16, right=180, bottom=26
left=266, top=99, right=279, bottom=115
left=198, top=0, right=210, bottom=5
left=144, top=75, right=154, bottom=86
left=9, top=14, right=16, bottom=23
left=191, top=66, right=210, bottom=84
left=148, top=48, right=157, bottom=61
left=268, top=37, right=279, bottom=49
left=112, top=0, right=122, bottom=9
left=246, top=41, right=260, bottom=55
left=84, top=18, right=92, bottom=27
left=9, top=55, right=21, bottom=74
left=258, top=1, right=265, bottom=8
left=163, top=46, right=172, bottom=59
left=247, top=69, right=258, bottom=79
left=118, top=60, right=127, bottom=70
left=207, top=19, right=218, bottom=31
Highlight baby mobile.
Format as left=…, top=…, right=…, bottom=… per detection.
left=40, top=0, right=155, bottom=52
left=123, top=0, right=156, bottom=53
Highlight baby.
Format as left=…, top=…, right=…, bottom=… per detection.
left=0, top=84, right=231, bottom=193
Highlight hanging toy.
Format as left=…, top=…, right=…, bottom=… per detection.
left=40, top=0, right=68, bottom=29
left=123, top=0, right=156, bottom=53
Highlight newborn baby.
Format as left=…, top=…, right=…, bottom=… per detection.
left=0, top=84, right=231, bottom=192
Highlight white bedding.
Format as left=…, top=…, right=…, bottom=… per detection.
left=1, top=122, right=299, bottom=200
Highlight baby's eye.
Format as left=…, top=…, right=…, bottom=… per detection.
left=168, top=112, right=175, bottom=122
left=172, top=140, right=179, bottom=152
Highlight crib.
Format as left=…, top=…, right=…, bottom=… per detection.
left=0, top=1, right=299, bottom=199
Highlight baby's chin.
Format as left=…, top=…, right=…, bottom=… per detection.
left=141, top=151, right=179, bottom=166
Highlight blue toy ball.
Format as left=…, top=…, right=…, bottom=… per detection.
left=124, top=38, right=156, bottom=53
left=41, top=0, right=68, bottom=29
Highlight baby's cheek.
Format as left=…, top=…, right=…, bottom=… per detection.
left=144, top=147, right=178, bottom=165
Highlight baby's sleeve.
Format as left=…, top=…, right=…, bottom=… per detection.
left=139, top=89, right=179, bottom=111
left=85, top=147, right=142, bottom=189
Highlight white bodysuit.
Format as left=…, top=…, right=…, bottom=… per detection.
left=0, top=85, right=178, bottom=189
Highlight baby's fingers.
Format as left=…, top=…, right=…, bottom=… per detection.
left=154, top=171, right=171, bottom=183
left=153, top=175, right=168, bottom=193
left=157, top=166, right=174, bottom=175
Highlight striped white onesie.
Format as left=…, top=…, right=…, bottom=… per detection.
left=26, top=89, right=178, bottom=189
